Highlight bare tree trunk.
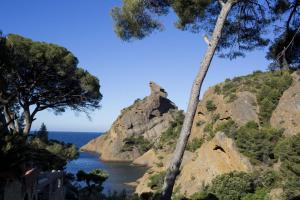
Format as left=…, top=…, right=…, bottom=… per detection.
left=14, top=115, right=20, bottom=133
left=161, top=1, right=236, bottom=199
left=23, top=107, right=32, bottom=135
left=3, top=105, right=15, bottom=132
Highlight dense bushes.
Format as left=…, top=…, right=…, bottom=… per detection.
left=215, top=120, right=283, bottom=165
left=274, top=134, right=300, bottom=178
left=209, top=172, right=255, bottom=200
left=234, top=122, right=283, bottom=165
left=122, top=135, right=152, bottom=154
left=274, top=135, right=300, bottom=199
left=191, top=171, right=273, bottom=200
left=241, top=188, right=269, bottom=200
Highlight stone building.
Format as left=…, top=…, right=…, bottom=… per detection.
left=0, top=169, right=65, bottom=200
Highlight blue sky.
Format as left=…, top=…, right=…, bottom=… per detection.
left=1, top=0, right=269, bottom=132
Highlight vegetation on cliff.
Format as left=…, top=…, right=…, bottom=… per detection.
left=156, top=111, right=184, bottom=150
left=189, top=117, right=300, bottom=199
left=217, top=70, right=293, bottom=125
left=122, top=136, right=152, bottom=154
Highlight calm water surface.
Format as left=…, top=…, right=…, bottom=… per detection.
left=48, top=132, right=147, bottom=193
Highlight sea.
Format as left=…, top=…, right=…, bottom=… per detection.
left=48, top=131, right=147, bottom=194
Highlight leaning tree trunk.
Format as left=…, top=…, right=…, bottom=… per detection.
left=161, top=1, right=236, bottom=199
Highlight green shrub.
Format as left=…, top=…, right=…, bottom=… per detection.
left=190, top=191, right=218, bottom=200
left=274, top=132, right=300, bottom=198
left=206, top=100, right=217, bottom=112
left=46, top=140, right=78, bottom=160
left=209, top=171, right=255, bottom=200
left=192, top=170, right=283, bottom=200
left=282, top=177, right=300, bottom=200
left=30, top=137, right=78, bottom=160
left=242, top=188, right=270, bottom=200
left=211, top=114, right=220, bottom=124
left=148, top=171, right=166, bottom=191
left=204, top=123, right=214, bottom=138
left=214, top=85, right=221, bottom=95
left=122, top=136, right=152, bottom=154
left=214, top=119, right=238, bottom=138
left=235, top=122, right=283, bottom=165
left=252, top=170, right=280, bottom=189
left=157, top=111, right=184, bottom=149
left=187, top=137, right=204, bottom=152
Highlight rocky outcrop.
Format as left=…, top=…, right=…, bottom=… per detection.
left=81, top=82, right=179, bottom=161
left=190, top=87, right=259, bottom=140
left=271, top=71, right=300, bottom=136
left=134, top=132, right=252, bottom=196
left=175, top=132, right=252, bottom=196
left=134, top=150, right=194, bottom=195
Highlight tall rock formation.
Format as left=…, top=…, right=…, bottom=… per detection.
left=271, top=71, right=300, bottom=136
left=81, top=82, right=179, bottom=161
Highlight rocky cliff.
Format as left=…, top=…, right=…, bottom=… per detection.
left=132, top=70, right=300, bottom=197
left=83, top=70, right=300, bottom=198
left=134, top=132, right=252, bottom=196
left=81, top=81, right=180, bottom=161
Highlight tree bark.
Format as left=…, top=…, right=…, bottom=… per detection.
left=3, top=106, right=15, bottom=132
left=160, top=1, right=236, bottom=199
left=23, top=106, right=32, bottom=135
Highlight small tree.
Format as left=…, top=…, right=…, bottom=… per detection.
left=36, top=123, right=48, bottom=142
left=76, top=169, right=108, bottom=199
left=111, top=0, right=271, bottom=199
left=0, top=34, right=102, bottom=135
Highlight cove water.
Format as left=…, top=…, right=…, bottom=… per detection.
left=48, top=132, right=147, bottom=194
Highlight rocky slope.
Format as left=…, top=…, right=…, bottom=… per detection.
left=134, top=132, right=252, bottom=195
left=83, top=70, right=300, bottom=198
left=132, top=70, right=300, bottom=197
left=81, top=81, right=180, bottom=161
